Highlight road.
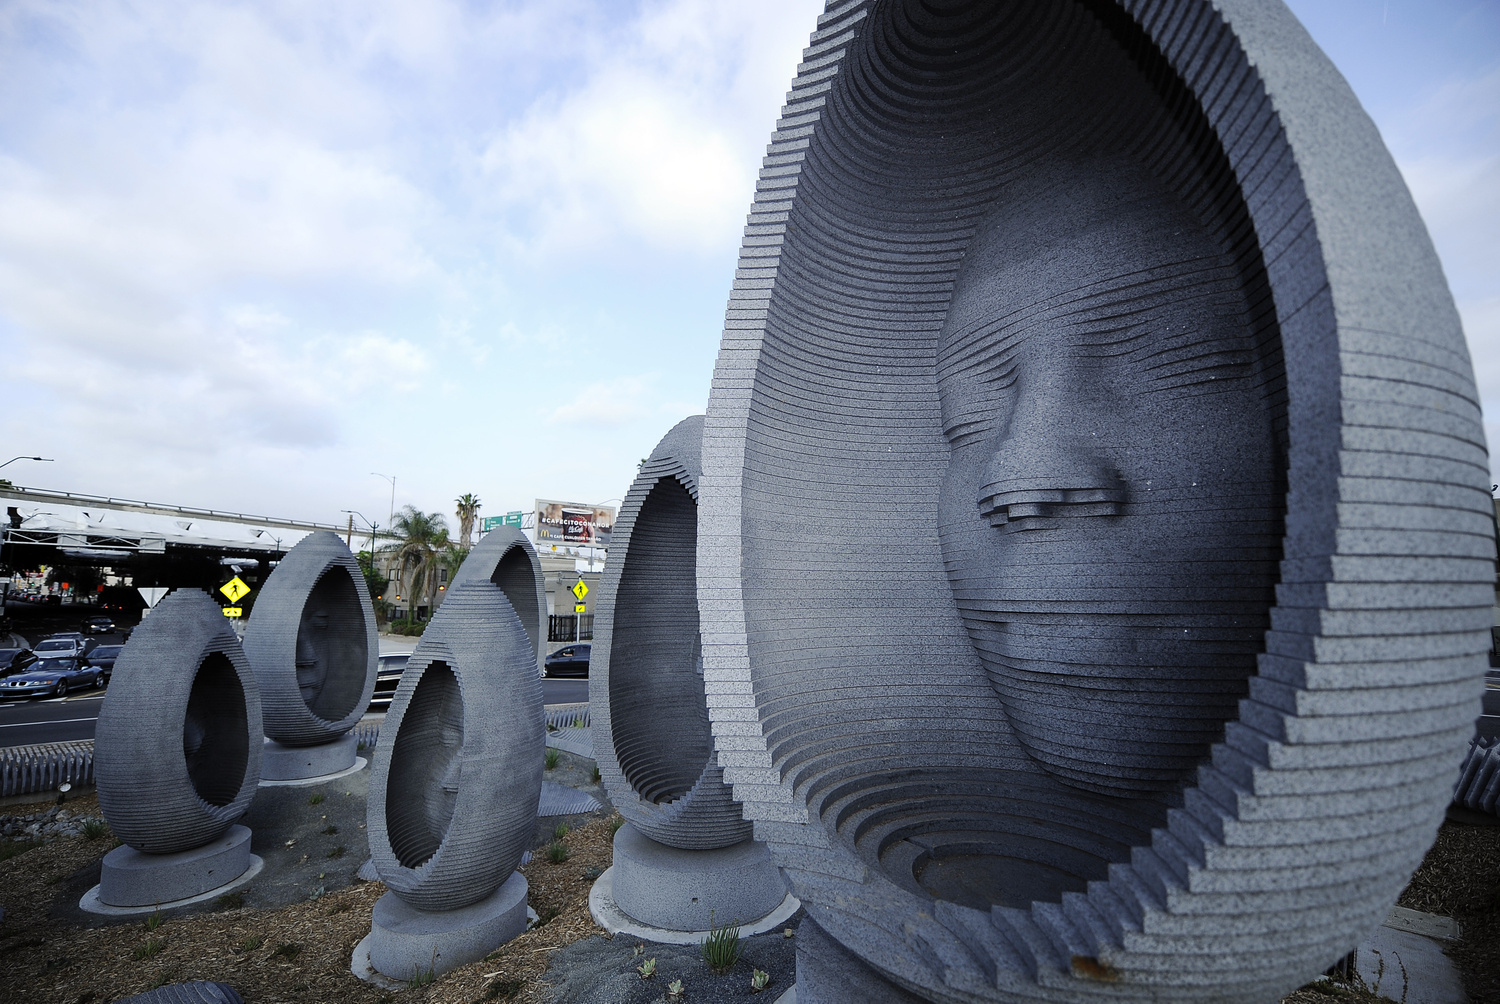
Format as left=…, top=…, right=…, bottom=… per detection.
left=0, top=678, right=591, bottom=748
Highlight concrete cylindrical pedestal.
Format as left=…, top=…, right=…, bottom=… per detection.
left=98, top=824, right=254, bottom=907
left=369, top=872, right=529, bottom=981
left=261, top=733, right=357, bottom=781
left=795, top=917, right=925, bottom=1004
left=610, top=822, right=786, bottom=932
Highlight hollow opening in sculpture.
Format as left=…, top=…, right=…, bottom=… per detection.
left=183, top=651, right=249, bottom=808
left=490, top=544, right=540, bottom=661
left=386, top=661, right=463, bottom=868
left=748, top=0, right=1288, bottom=912
left=610, top=474, right=712, bottom=804
left=295, top=565, right=368, bottom=723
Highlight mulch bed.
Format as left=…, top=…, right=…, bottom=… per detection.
left=2, top=795, right=1497, bottom=1003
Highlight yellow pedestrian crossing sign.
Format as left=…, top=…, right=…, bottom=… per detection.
left=220, top=576, right=251, bottom=604
left=571, top=579, right=588, bottom=601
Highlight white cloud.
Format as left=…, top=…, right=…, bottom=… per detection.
left=545, top=374, right=700, bottom=429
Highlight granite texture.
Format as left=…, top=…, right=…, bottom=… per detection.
left=242, top=531, right=378, bottom=747
left=366, top=571, right=544, bottom=912
left=368, top=872, right=530, bottom=980
left=606, top=822, right=788, bottom=933
left=98, top=824, right=253, bottom=907
left=448, top=525, right=547, bottom=678
left=593, top=415, right=751, bottom=851
left=260, top=733, right=358, bottom=781
left=116, top=983, right=244, bottom=1004
left=96, top=589, right=263, bottom=854
left=697, top=0, right=1492, bottom=1001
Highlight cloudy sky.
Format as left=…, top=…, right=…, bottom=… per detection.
left=1, top=0, right=1496, bottom=531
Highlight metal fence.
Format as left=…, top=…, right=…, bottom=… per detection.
left=547, top=614, right=594, bottom=643
left=2, top=740, right=96, bottom=798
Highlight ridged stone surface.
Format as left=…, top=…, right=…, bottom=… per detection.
left=593, top=415, right=752, bottom=851
left=366, top=572, right=544, bottom=911
left=698, top=1, right=1491, bottom=1002
left=242, top=531, right=377, bottom=747
left=97, top=590, right=263, bottom=855
left=447, top=526, right=547, bottom=678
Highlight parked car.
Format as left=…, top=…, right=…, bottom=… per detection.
left=85, top=645, right=124, bottom=684
left=544, top=644, right=591, bottom=678
left=80, top=616, right=115, bottom=634
left=33, top=636, right=97, bottom=659
left=369, top=653, right=411, bottom=712
left=0, top=657, right=104, bottom=698
left=0, top=649, right=37, bottom=678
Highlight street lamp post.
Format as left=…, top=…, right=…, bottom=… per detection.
left=0, top=456, right=54, bottom=471
left=371, top=473, right=396, bottom=533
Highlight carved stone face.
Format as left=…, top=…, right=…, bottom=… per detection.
left=294, top=608, right=330, bottom=706
left=936, top=158, right=1285, bottom=797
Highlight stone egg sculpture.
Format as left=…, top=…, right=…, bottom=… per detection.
left=698, top=0, right=1491, bottom=1001
left=590, top=414, right=791, bottom=935
left=242, top=530, right=377, bottom=780
left=360, top=533, right=545, bottom=980
left=90, top=589, right=263, bottom=910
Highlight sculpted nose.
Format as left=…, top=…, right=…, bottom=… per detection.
left=978, top=424, right=1125, bottom=529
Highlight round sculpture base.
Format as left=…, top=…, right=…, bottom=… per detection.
left=363, top=873, right=529, bottom=982
left=86, top=825, right=257, bottom=910
left=795, top=918, right=925, bottom=1003
left=592, top=824, right=792, bottom=937
left=258, top=734, right=358, bottom=783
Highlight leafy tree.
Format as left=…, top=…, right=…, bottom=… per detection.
left=355, top=551, right=392, bottom=626
left=382, top=505, right=450, bottom=620
left=454, top=493, right=481, bottom=548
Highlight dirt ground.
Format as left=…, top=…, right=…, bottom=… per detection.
left=2, top=793, right=1496, bottom=1004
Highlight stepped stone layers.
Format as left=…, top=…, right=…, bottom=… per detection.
left=699, top=1, right=1491, bottom=1002
left=447, top=526, right=547, bottom=678
left=594, top=415, right=752, bottom=850
left=96, top=590, right=262, bottom=855
left=366, top=576, right=544, bottom=912
left=243, top=530, right=377, bottom=747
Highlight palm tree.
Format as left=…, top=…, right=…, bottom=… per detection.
left=383, top=505, right=450, bottom=621
left=455, top=493, right=482, bottom=548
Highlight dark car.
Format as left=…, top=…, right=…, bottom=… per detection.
left=369, top=653, right=410, bottom=711
left=544, top=644, right=591, bottom=678
left=0, top=649, right=37, bottom=678
left=80, top=616, right=115, bottom=635
left=85, top=645, right=124, bottom=684
left=0, top=657, right=104, bottom=699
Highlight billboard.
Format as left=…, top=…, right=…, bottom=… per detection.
left=535, top=500, right=615, bottom=549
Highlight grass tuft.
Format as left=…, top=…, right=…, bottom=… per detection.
left=81, top=818, right=109, bottom=840
left=609, top=816, right=625, bottom=835
left=308, top=793, right=324, bottom=805
left=239, top=936, right=264, bottom=952
left=700, top=914, right=743, bottom=974
left=133, top=937, right=166, bottom=961
left=328, top=844, right=347, bottom=859
left=553, top=822, right=570, bottom=839
left=273, top=942, right=302, bottom=961
left=545, top=841, right=570, bottom=864
left=144, top=910, right=164, bottom=932
left=544, top=748, right=560, bottom=770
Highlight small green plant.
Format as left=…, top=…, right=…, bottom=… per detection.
left=573, top=715, right=585, bottom=728
left=214, top=891, right=243, bottom=910
left=273, top=942, right=302, bottom=961
left=751, top=968, right=771, bottom=992
left=783, top=927, right=795, bottom=938
left=638, top=957, right=657, bottom=978
left=239, top=935, right=264, bottom=952
left=308, top=793, right=324, bottom=805
left=632, top=942, right=645, bottom=957
left=668, top=978, right=685, bottom=996
left=326, top=901, right=352, bottom=915
left=545, top=748, right=561, bottom=770
left=144, top=910, right=164, bottom=932
left=328, top=844, right=347, bottom=859
left=133, top=937, right=165, bottom=960
left=553, top=822, right=570, bottom=839
left=308, top=885, right=326, bottom=900
left=610, top=816, right=625, bottom=835
left=592, top=766, right=601, bottom=783
left=700, top=914, right=743, bottom=974
left=409, top=966, right=435, bottom=988
left=356, top=741, right=368, bottom=752
left=546, top=840, right=570, bottom=864
left=322, top=824, right=339, bottom=835
left=81, top=817, right=109, bottom=839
